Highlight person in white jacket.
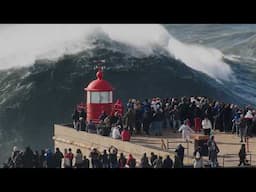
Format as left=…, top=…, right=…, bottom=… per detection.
left=111, top=125, right=121, bottom=139
left=193, top=152, right=204, bottom=168
left=178, top=119, right=195, bottom=142
left=202, top=117, right=212, bottom=136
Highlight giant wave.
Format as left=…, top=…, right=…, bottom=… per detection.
left=0, top=24, right=255, bottom=164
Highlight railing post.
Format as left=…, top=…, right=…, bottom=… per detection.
left=246, top=137, right=249, bottom=153
left=186, top=140, right=189, bottom=164
left=187, top=140, right=189, bottom=157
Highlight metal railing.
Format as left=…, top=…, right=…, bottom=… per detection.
left=166, top=139, right=191, bottom=157
left=219, top=153, right=255, bottom=167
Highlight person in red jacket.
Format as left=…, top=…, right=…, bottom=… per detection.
left=121, top=128, right=131, bottom=141
left=127, top=154, right=136, bottom=168
left=194, top=117, right=202, bottom=133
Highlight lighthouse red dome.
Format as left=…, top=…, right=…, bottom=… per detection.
left=85, top=67, right=113, bottom=91
left=85, top=79, right=113, bottom=91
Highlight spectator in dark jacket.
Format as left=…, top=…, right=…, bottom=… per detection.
left=238, top=144, right=249, bottom=166
left=163, top=155, right=173, bottom=168
left=101, top=150, right=109, bottom=168
left=118, top=153, right=127, bottom=168
left=89, top=148, right=100, bottom=168
left=82, top=156, right=90, bottom=168
left=143, top=108, right=152, bottom=135
left=174, top=153, right=182, bottom=168
left=34, top=150, right=40, bottom=168
left=108, top=146, right=118, bottom=168
left=140, top=153, right=150, bottom=168
left=45, top=148, right=55, bottom=168
left=54, top=148, right=64, bottom=168
left=23, top=147, right=34, bottom=168
left=153, top=156, right=163, bottom=168
left=176, top=144, right=185, bottom=167
left=87, top=120, right=97, bottom=134
left=72, top=108, right=80, bottom=130
left=39, top=149, right=46, bottom=168
left=150, top=152, right=157, bottom=167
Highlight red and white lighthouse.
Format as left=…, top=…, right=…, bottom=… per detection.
left=84, top=66, right=114, bottom=123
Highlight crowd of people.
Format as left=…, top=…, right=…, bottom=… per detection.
left=70, top=95, right=255, bottom=168
left=3, top=136, right=250, bottom=168
left=2, top=144, right=187, bottom=168
left=72, top=96, right=256, bottom=142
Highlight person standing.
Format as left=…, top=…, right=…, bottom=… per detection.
left=202, top=117, right=212, bottom=136
left=162, top=155, right=173, bottom=168
left=127, top=154, right=136, bottom=168
left=244, top=109, right=253, bottom=137
left=101, top=150, right=109, bottom=168
left=178, top=119, right=195, bottom=142
left=108, top=146, right=118, bottom=168
left=82, top=156, right=90, bottom=168
left=118, top=153, right=127, bottom=168
left=207, top=136, right=220, bottom=168
left=140, top=153, right=150, bottom=168
left=75, top=149, right=83, bottom=168
left=238, top=144, right=249, bottom=166
left=54, top=148, right=64, bottom=168
left=239, top=114, right=247, bottom=142
left=194, top=116, right=202, bottom=133
left=72, top=108, right=80, bottom=130
left=176, top=144, right=185, bottom=167
left=64, top=148, right=74, bottom=168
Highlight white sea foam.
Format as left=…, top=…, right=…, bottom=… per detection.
left=0, top=24, right=232, bottom=81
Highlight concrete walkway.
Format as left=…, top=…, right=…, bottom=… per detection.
left=130, top=129, right=256, bottom=167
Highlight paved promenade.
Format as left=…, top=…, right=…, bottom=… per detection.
left=131, top=130, right=256, bottom=167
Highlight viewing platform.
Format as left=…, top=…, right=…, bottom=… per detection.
left=53, top=124, right=256, bottom=167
